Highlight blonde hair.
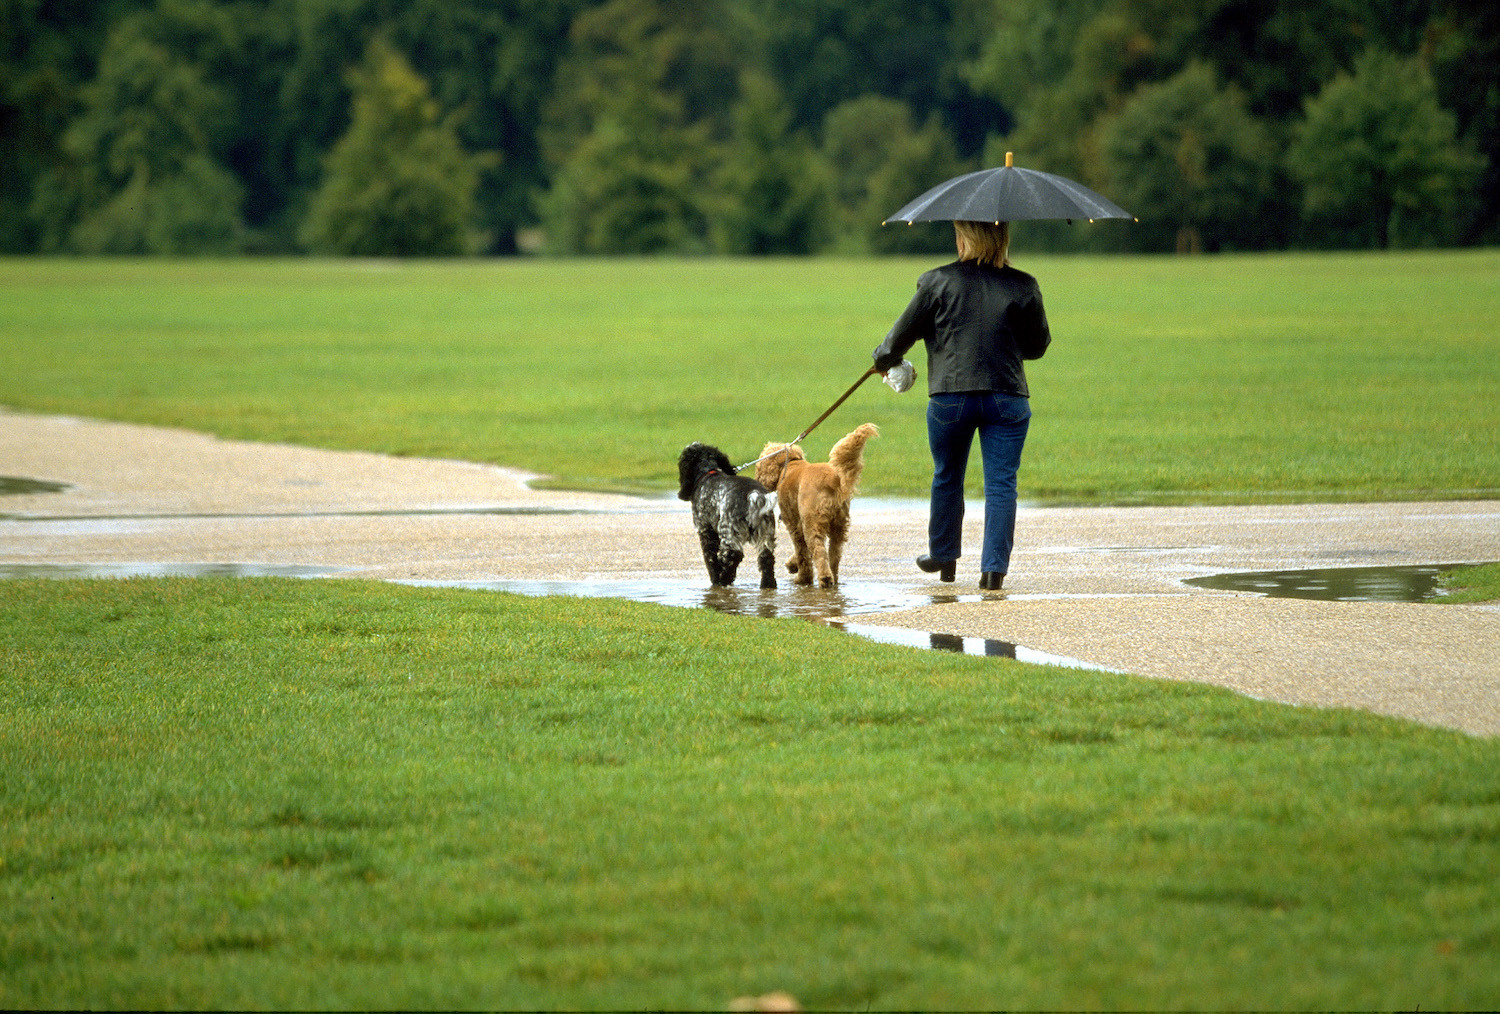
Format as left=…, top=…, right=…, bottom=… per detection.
left=954, top=220, right=1010, bottom=267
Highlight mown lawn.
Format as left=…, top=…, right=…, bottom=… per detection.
left=3, top=578, right=1498, bottom=1010
left=3, top=253, right=1497, bottom=1009
left=2, top=251, right=1497, bottom=501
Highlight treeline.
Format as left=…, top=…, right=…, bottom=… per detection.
left=3, top=0, right=1496, bottom=256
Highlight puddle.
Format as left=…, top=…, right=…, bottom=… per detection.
left=399, top=577, right=1088, bottom=663
left=3, top=505, right=669, bottom=523
left=6, top=559, right=1485, bottom=663
left=1181, top=563, right=1483, bottom=603
left=0, top=562, right=347, bottom=580
left=14, top=558, right=1484, bottom=661
left=1, top=476, right=70, bottom=496
left=831, top=621, right=1122, bottom=669
left=405, top=574, right=1117, bottom=666
left=397, top=577, right=946, bottom=623
left=0, top=564, right=1068, bottom=663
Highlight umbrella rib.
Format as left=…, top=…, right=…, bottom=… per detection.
left=884, top=164, right=1133, bottom=223
left=886, top=169, right=990, bottom=222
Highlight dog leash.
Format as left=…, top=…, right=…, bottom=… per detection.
left=735, top=367, right=879, bottom=473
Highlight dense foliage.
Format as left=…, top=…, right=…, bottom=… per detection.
left=3, top=0, right=1496, bottom=255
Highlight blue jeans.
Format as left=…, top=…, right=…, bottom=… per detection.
left=926, top=392, right=1031, bottom=574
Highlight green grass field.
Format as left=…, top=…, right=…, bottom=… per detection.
left=1440, top=562, right=1500, bottom=603
left=3, top=578, right=1498, bottom=1010
left=2, top=251, right=1497, bottom=500
left=3, top=253, right=1499, bottom=1008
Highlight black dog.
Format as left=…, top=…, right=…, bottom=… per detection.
left=677, top=442, right=778, bottom=589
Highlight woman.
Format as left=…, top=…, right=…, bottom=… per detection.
left=872, top=220, right=1050, bottom=590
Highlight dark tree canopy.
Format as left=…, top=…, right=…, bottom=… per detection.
left=3, top=0, right=1497, bottom=254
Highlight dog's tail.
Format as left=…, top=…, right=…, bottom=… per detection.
left=750, top=489, right=779, bottom=533
left=828, top=423, right=878, bottom=496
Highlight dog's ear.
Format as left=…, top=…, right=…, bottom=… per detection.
left=754, top=444, right=783, bottom=487
left=677, top=444, right=701, bottom=500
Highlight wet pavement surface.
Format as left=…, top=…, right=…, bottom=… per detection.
left=5, top=408, right=1500, bottom=735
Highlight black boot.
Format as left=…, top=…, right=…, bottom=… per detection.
left=979, top=572, right=1004, bottom=591
left=917, top=555, right=956, bottom=582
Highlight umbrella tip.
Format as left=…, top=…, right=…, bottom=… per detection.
left=1005, top=151, right=1014, bottom=168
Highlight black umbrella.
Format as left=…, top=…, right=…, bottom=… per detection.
left=884, top=152, right=1134, bottom=224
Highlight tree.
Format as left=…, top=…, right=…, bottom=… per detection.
left=1428, top=0, right=1500, bottom=243
left=821, top=95, right=967, bottom=254
left=709, top=70, right=829, bottom=255
left=411, top=0, right=595, bottom=253
left=961, top=0, right=1500, bottom=252
left=737, top=0, right=996, bottom=152
left=538, top=0, right=734, bottom=253
left=540, top=108, right=714, bottom=254
left=1099, top=61, right=1277, bottom=252
left=1, top=0, right=158, bottom=250
left=967, top=2, right=1157, bottom=182
left=6, top=0, right=1495, bottom=256
left=964, top=2, right=1161, bottom=252
left=271, top=0, right=596, bottom=253
left=1289, top=47, right=1481, bottom=247
left=300, top=37, right=492, bottom=256
left=30, top=5, right=245, bottom=253
left=1186, top=0, right=1387, bottom=122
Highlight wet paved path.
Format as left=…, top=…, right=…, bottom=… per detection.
left=4, top=409, right=1499, bottom=735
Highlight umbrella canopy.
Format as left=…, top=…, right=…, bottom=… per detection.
left=884, top=152, right=1134, bottom=224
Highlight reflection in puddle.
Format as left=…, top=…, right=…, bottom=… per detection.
left=831, top=621, right=1122, bottom=669
left=1, top=476, right=70, bottom=496
left=0, top=562, right=346, bottom=580
left=1183, top=563, right=1489, bottom=603
left=398, top=577, right=943, bottom=623
left=401, top=577, right=1064, bottom=662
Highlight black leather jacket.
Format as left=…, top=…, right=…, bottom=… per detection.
left=873, top=260, right=1051, bottom=397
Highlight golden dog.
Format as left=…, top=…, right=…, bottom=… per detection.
left=754, top=423, right=878, bottom=588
